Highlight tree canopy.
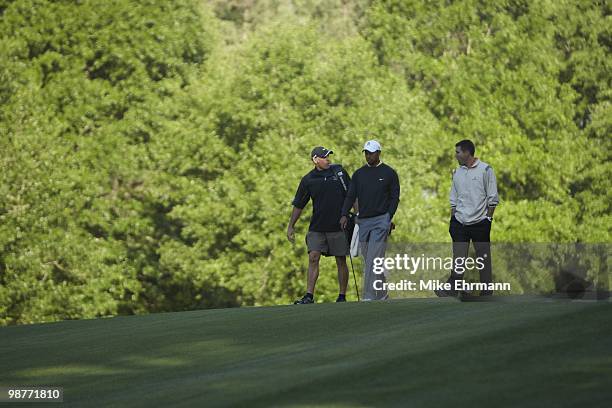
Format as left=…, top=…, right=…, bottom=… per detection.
left=1, top=0, right=609, bottom=324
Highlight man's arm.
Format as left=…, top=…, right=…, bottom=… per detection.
left=341, top=167, right=358, bottom=214
left=450, top=170, right=458, bottom=218
left=341, top=173, right=357, bottom=217
left=288, top=177, right=310, bottom=242
left=387, top=169, right=400, bottom=219
left=484, top=166, right=499, bottom=219
left=287, top=207, right=303, bottom=243
left=340, top=173, right=357, bottom=230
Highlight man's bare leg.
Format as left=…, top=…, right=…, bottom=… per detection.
left=335, top=256, right=349, bottom=295
left=307, top=251, right=322, bottom=294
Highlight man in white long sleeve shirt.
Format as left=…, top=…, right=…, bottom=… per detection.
left=436, top=139, right=499, bottom=298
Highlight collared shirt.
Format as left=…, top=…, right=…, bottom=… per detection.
left=450, top=159, right=499, bottom=225
left=292, top=165, right=351, bottom=232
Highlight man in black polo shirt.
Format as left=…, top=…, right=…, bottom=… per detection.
left=287, top=146, right=352, bottom=304
left=340, top=140, right=400, bottom=301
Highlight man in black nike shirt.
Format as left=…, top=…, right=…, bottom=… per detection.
left=287, top=146, right=352, bottom=304
left=340, top=140, right=400, bottom=301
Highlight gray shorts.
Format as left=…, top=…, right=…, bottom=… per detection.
left=306, top=231, right=349, bottom=257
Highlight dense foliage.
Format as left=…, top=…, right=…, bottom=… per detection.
left=1, top=0, right=609, bottom=324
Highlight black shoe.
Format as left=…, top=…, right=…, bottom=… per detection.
left=335, top=296, right=346, bottom=302
left=294, top=295, right=314, bottom=304
left=435, top=288, right=458, bottom=297
left=460, top=291, right=495, bottom=302
left=458, top=291, right=476, bottom=301
left=435, top=272, right=462, bottom=298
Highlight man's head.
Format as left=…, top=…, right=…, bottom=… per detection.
left=455, top=139, right=475, bottom=166
left=311, top=146, right=333, bottom=170
left=363, top=140, right=381, bottom=166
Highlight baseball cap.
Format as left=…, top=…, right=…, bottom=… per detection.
left=311, top=146, right=333, bottom=159
left=363, top=140, right=382, bottom=153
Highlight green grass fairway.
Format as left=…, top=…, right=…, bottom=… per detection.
left=1, top=298, right=611, bottom=407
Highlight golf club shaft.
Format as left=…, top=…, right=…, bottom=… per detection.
left=348, top=252, right=360, bottom=302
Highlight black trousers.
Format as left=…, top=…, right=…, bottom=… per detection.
left=449, top=217, right=493, bottom=293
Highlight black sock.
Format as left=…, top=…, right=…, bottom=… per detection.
left=337, top=294, right=346, bottom=300
left=305, top=292, right=314, bottom=300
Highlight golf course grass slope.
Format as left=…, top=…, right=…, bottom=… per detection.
left=1, top=297, right=611, bottom=407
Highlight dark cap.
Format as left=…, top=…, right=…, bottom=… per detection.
left=311, top=146, right=333, bottom=159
